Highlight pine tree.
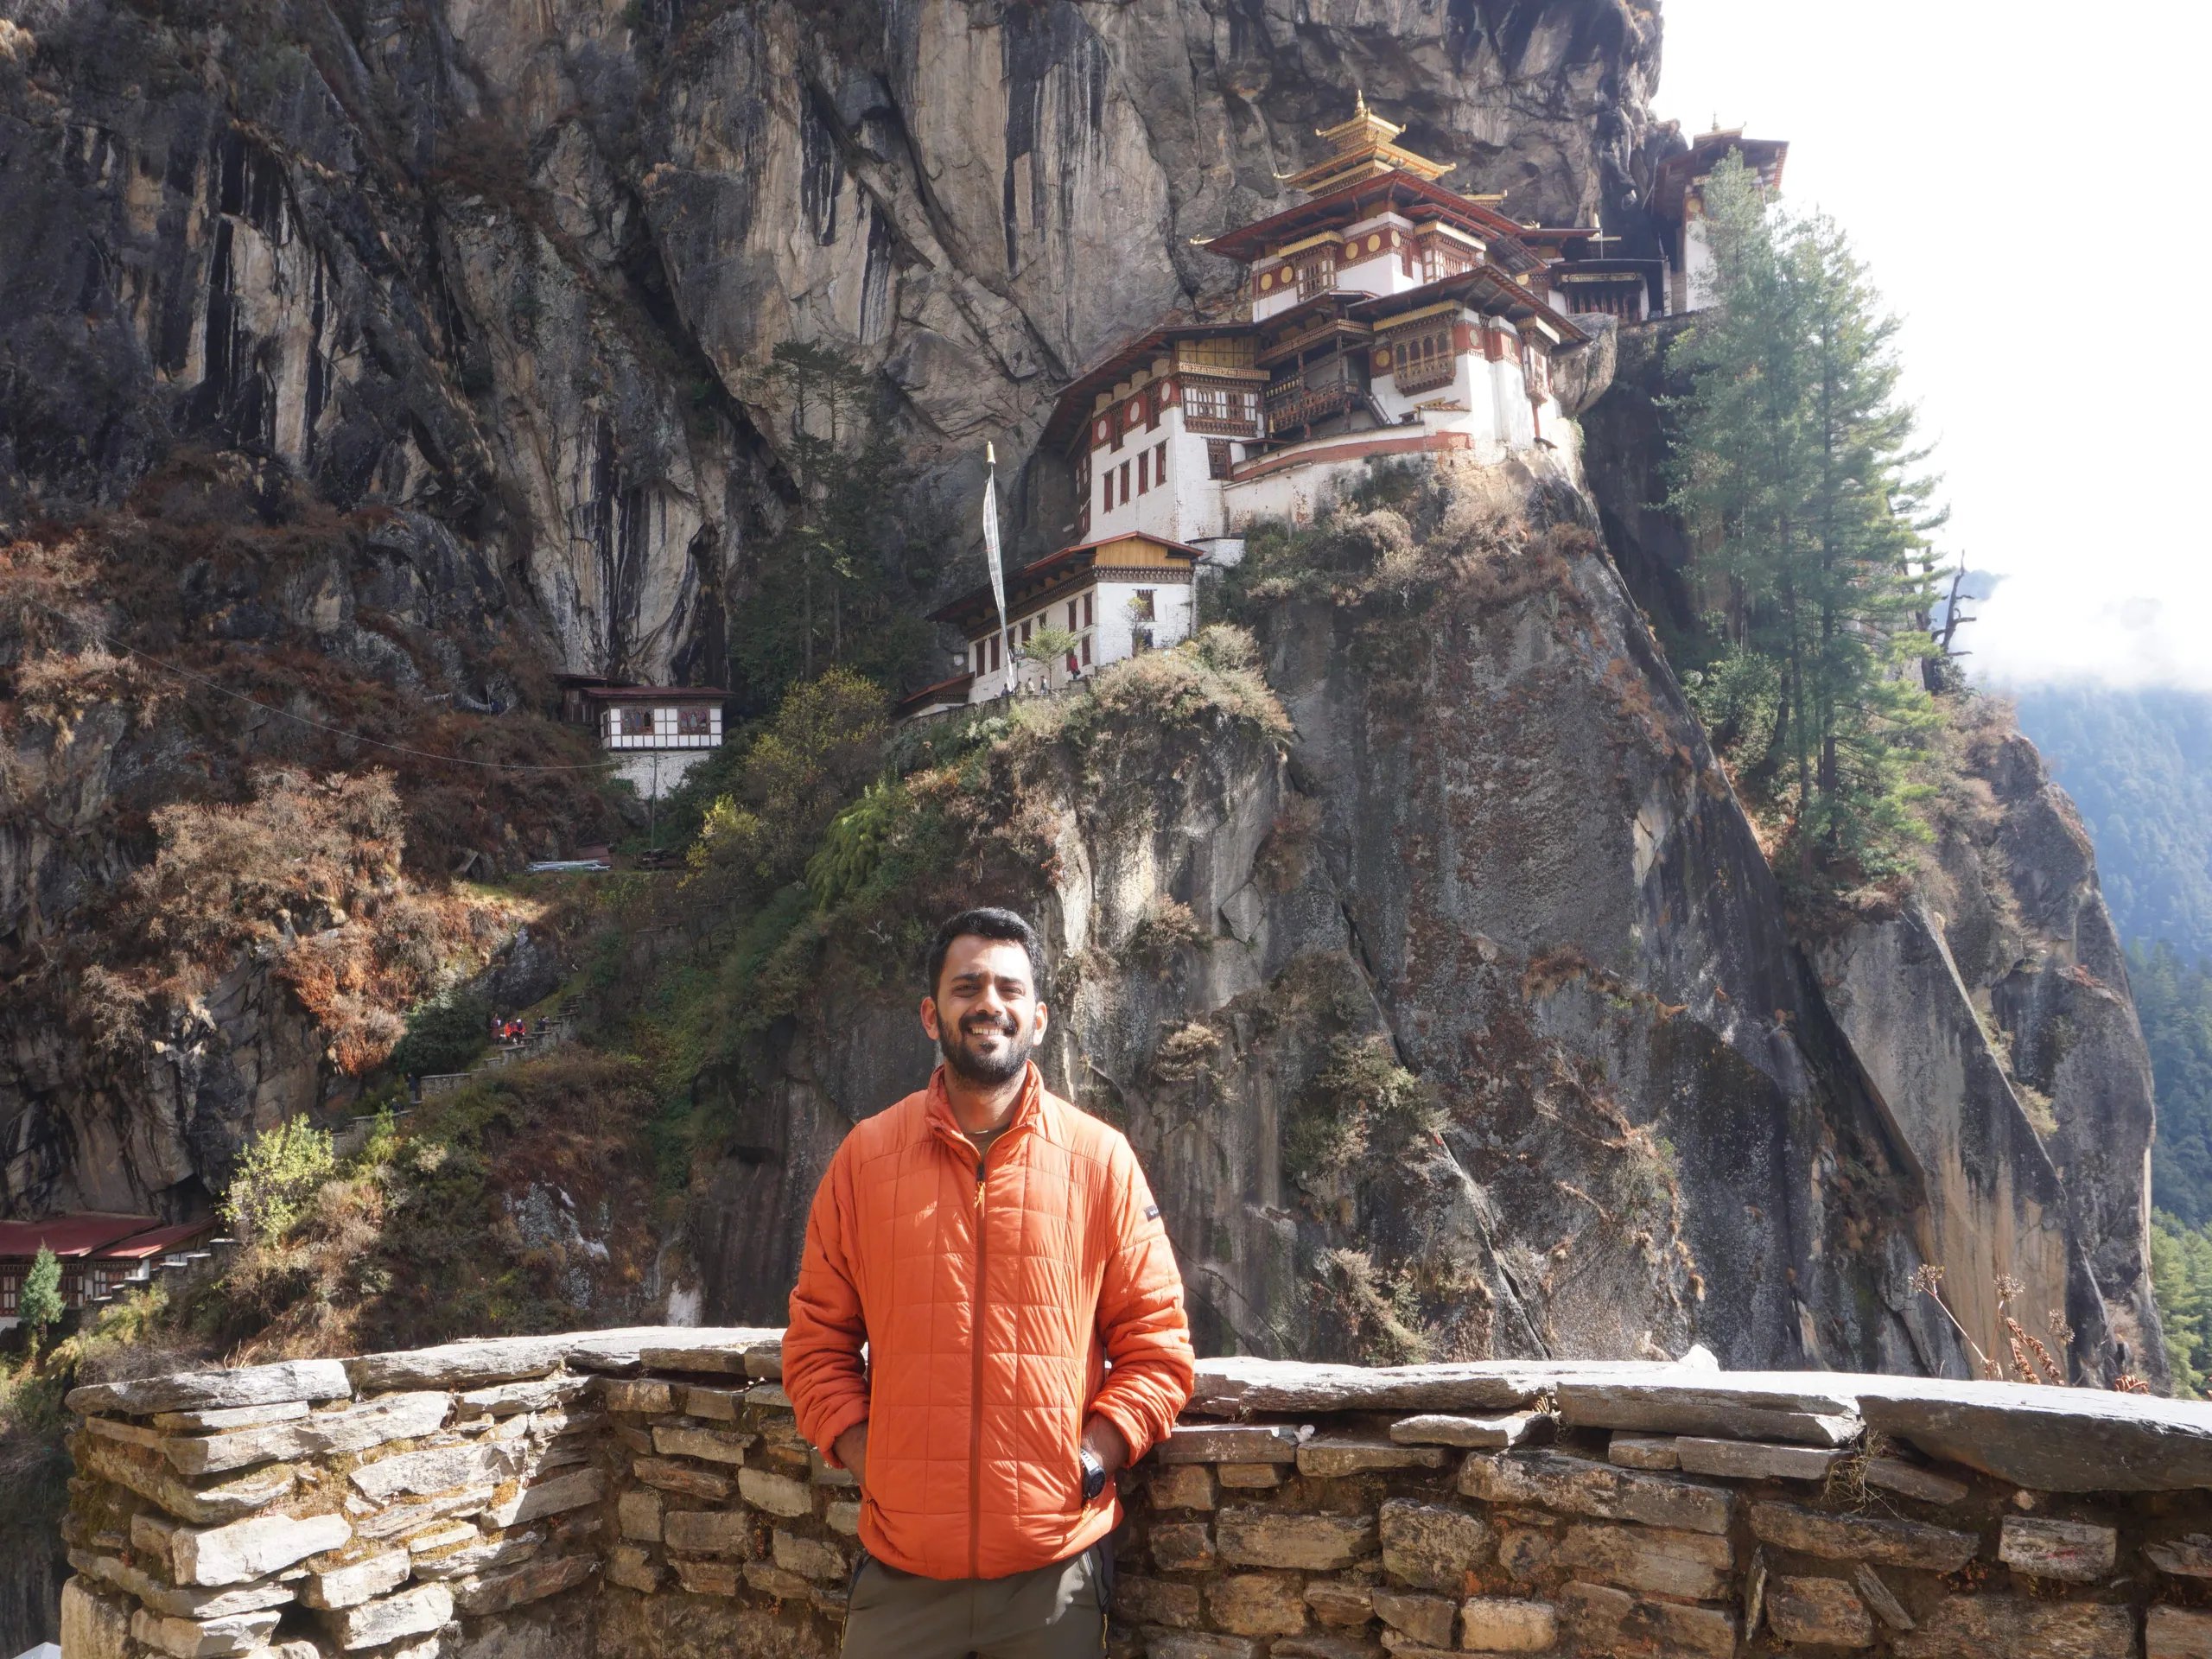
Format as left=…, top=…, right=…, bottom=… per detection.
left=1668, top=155, right=1942, bottom=878
left=18, top=1244, right=63, bottom=1358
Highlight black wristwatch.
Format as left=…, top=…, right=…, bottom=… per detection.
left=1079, top=1446, right=1109, bottom=1503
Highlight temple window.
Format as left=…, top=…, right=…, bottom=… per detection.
left=1138, top=451, right=1148, bottom=494
left=1208, top=439, right=1233, bottom=480
left=677, top=708, right=712, bottom=736
left=1182, top=380, right=1260, bottom=435
left=1084, top=593, right=1095, bottom=627
left=620, top=708, right=652, bottom=736
left=1154, top=441, right=1167, bottom=485
left=1387, top=322, right=1456, bottom=395
left=1120, top=460, right=1130, bottom=501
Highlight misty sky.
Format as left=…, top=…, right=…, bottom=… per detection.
left=1654, top=0, right=2211, bottom=690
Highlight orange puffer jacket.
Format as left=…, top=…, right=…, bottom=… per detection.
left=784, top=1063, right=1194, bottom=1580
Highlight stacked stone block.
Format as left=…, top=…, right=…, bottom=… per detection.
left=55, top=1334, right=2212, bottom=1657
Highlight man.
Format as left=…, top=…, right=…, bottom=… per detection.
left=785, top=907, right=1194, bottom=1657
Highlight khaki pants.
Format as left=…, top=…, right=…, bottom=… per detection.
left=839, top=1545, right=1108, bottom=1659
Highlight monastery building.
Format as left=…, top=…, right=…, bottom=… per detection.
left=913, top=110, right=1783, bottom=712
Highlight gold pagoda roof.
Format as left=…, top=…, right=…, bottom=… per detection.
left=1280, top=92, right=1454, bottom=196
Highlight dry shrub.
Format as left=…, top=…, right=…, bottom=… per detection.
left=80, top=768, right=530, bottom=1073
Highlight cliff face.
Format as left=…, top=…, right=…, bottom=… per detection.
left=0, top=0, right=2164, bottom=1379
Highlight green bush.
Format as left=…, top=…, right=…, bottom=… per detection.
left=388, top=990, right=491, bottom=1078
left=18, top=1246, right=61, bottom=1353
left=220, top=1121, right=337, bottom=1247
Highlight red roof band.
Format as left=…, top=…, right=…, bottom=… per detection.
left=0, top=1212, right=218, bottom=1260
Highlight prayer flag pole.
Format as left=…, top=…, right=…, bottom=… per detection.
left=982, top=442, right=1011, bottom=694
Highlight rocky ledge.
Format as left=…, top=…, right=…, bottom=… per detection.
left=58, top=1331, right=2212, bottom=1659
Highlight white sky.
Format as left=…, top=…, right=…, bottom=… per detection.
left=1655, top=0, right=2212, bottom=690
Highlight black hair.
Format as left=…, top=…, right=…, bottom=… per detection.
left=926, top=908, right=1047, bottom=1001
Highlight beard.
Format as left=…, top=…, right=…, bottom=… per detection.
left=938, top=1008, right=1036, bottom=1087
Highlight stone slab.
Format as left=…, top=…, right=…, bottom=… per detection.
left=453, top=1554, right=595, bottom=1615
left=1187, top=1357, right=1668, bottom=1416
left=1216, top=1508, right=1377, bottom=1570
left=1297, top=1436, right=1450, bottom=1478
left=637, top=1458, right=732, bottom=1500
left=485, top=1466, right=603, bottom=1527
left=298, top=1548, right=410, bottom=1611
left=318, top=1582, right=454, bottom=1651
left=1891, top=1595, right=2135, bottom=1659
left=2150, top=1605, right=2212, bottom=1659
left=1378, top=1499, right=1492, bottom=1592
left=1303, top=1580, right=1373, bottom=1626
left=1459, top=1450, right=1734, bottom=1535
left=73, top=1435, right=296, bottom=1525
left=67, top=1551, right=295, bottom=1620
left=1371, top=1587, right=1454, bottom=1647
left=1675, top=1435, right=1846, bottom=1482
left=414, top=1533, right=543, bottom=1581
left=1388, top=1412, right=1547, bottom=1449
left=1864, top=1456, right=1970, bottom=1505
left=1854, top=1564, right=1915, bottom=1631
left=69, top=1359, right=353, bottom=1418
left=1209, top=1571, right=1307, bottom=1637
left=652, top=1425, right=757, bottom=1465
left=1147, top=1637, right=1259, bottom=1659
left=1853, top=1374, right=2212, bottom=1492
left=167, top=1391, right=452, bottom=1476
left=130, top=1606, right=283, bottom=1658
left=151, top=1402, right=311, bottom=1433
left=62, top=1578, right=132, bottom=1659
left=1217, top=1463, right=1283, bottom=1488
left=1749, top=1500, right=1980, bottom=1572
left=1457, top=1597, right=1557, bottom=1654
left=1158, top=1424, right=1302, bottom=1464
left=739, top=1466, right=813, bottom=1516
left=1554, top=1376, right=1862, bottom=1446
left=1767, top=1575, right=1873, bottom=1648
left=2150, top=1535, right=2212, bottom=1578
left=1606, top=1434, right=1680, bottom=1470
left=607, top=1545, right=660, bottom=1593
left=167, top=1511, right=353, bottom=1586
left=665, top=1508, right=754, bottom=1555
left=1151, top=1521, right=1216, bottom=1573
left=455, top=1376, right=594, bottom=1419
left=349, top=1439, right=518, bottom=1501
left=1999, top=1515, right=2117, bottom=1582
left=1558, top=1580, right=1735, bottom=1659
left=353, top=1485, right=494, bottom=1540
left=1548, top=1522, right=1732, bottom=1600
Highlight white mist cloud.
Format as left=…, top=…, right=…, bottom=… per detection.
left=1653, top=0, right=2212, bottom=691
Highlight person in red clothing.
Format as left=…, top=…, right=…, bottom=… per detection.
left=783, top=907, right=1194, bottom=1657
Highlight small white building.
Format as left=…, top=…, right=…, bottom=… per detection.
left=568, top=682, right=727, bottom=800
left=925, top=532, right=1201, bottom=705
left=1651, top=127, right=1789, bottom=315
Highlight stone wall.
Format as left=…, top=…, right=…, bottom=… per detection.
left=56, top=1330, right=2212, bottom=1659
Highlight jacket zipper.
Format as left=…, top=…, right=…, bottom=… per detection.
left=969, top=1144, right=988, bottom=1580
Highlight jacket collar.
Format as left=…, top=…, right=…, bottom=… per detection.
left=923, top=1060, right=1055, bottom=1154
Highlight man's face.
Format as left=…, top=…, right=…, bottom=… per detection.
left=921, top=935, right=1049, bottom=1086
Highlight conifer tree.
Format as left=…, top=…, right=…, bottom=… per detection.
left=1668, top=155, right=1943, bottom=877
left=18, top=1244, right=62, bottom=1359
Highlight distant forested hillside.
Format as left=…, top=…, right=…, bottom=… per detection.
left=2011, top=685, right=2212, bottom=963
left=2138, top=943, right=2212, bottom=1392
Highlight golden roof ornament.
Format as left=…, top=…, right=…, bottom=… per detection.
left=1277, top=88, right=1455, bottom=196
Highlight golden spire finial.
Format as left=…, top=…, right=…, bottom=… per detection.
left=1355, top=87, right=1368, bottom=118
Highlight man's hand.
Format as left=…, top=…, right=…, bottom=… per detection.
left=833, top=1421, right=870, bottom=1491
left=1080, top=1414, right=1129, bottom=1477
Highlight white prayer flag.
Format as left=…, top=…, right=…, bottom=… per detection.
left=982, top=442, right=1010, bottom=687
